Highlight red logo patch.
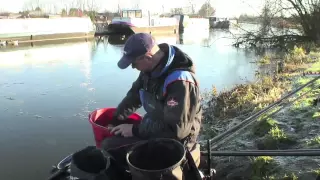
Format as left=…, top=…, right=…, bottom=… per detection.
left=167, top=98, right=178, bottom=107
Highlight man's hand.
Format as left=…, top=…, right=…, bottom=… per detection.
left=109, top=124, right=133, bottom=137
left=109, top=114, right=123, bottom=126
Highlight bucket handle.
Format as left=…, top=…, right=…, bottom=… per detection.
left=183, top=147, right=203, bottom=180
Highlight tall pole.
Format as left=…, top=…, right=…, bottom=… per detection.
left=206, top=0, right=209, bottom=17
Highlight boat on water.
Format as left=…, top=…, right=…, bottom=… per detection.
left=101, top=10, right=210, bottom=45
left=106, top=9, right=179, bottom=37
left=208, top=16, right=230, bottom=29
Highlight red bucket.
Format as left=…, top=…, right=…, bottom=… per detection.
left=88, top=108, right=142, bottom=148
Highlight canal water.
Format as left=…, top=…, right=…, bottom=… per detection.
left=0, top=29, right=259, bottom=179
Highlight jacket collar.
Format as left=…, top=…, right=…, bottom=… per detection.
left=151, top=45, right=175, bottom=78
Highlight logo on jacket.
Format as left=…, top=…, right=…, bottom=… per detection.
left=167, top=98, right=178, bottom=107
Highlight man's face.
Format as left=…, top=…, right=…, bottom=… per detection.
left=131, top=54, right=153, bottom=72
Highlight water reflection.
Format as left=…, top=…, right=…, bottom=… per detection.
left=0, top=42, right=94, bottom=94
left=0, top=42, right=92, bottom=67
left=0, top=41, right=98, bottom=180
left=93, top=31, right=259, bottom=93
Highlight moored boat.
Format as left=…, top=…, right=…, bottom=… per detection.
left=106, top=9, right=179, bottom=37
left=208, top=16, right=230, bottom=29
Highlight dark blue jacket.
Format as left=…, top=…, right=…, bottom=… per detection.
left=115, top=43, right=202, bottom=148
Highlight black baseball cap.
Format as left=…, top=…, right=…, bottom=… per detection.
left=117, top=33, right=156, bottom=69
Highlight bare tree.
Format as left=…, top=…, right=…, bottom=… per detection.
left=84, top=0, right=100, bottom=22
left=170, top=8, right=183, bottom=14
left=60, top=0, right=69, bottom=15
left=188, top=0, right=196, bottom=14
left=233, top=0, right=320, bottom=50
left=76, top=0, right=85, bottom=11
left=197, top=1, right=215, bottom=17
left=23, top=0, right=35, bottom=11
left=61, top=9, right=67, bottom=16
left=53, top=5, right=59, bottom=14
left=86, top=0, right=99, bottom=12
left=285, top=0, right=320, bottom=43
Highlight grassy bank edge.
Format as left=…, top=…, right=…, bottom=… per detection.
left=200, top=47, right=320, bottom=180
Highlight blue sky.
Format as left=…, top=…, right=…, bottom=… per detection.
left=0, top=0, right=264, bottom=17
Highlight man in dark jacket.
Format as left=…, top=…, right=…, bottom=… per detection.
left=102, top=33, right=202, bottom=165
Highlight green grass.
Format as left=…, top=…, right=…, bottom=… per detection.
left=306, top=61, right=320, bottom=72
left=250, top=156, right=279, bottom=180
left=313, top=112, right=320, bottom=119
left=281, top=173, right=299, bottom=180
left=253, top=118, right=278, bottom=137
left=258, top=55, right=272, bottom=64
left=208, top=76, right=288, bottom=120
left=289, top=76, right=319, bottom=114
left=201, top=48, right=320, bottom=180
left=307, top=136, right=320, bottom=146
left=259, top=126, right=297, bottom=150
left=314, top=169, right=320, bottom=176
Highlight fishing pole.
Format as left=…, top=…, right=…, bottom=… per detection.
left=202, top=149, right=320, bottom=156
left=198, top=76, right=319, bottom=178
left=205, top=75, right=320, bottom=147
left=210, top=87, right=317, bottom=150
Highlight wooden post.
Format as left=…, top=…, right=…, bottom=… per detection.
left=277, top=60, right=284, bottom=74
left=148, top=10, right=151, bottom=26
